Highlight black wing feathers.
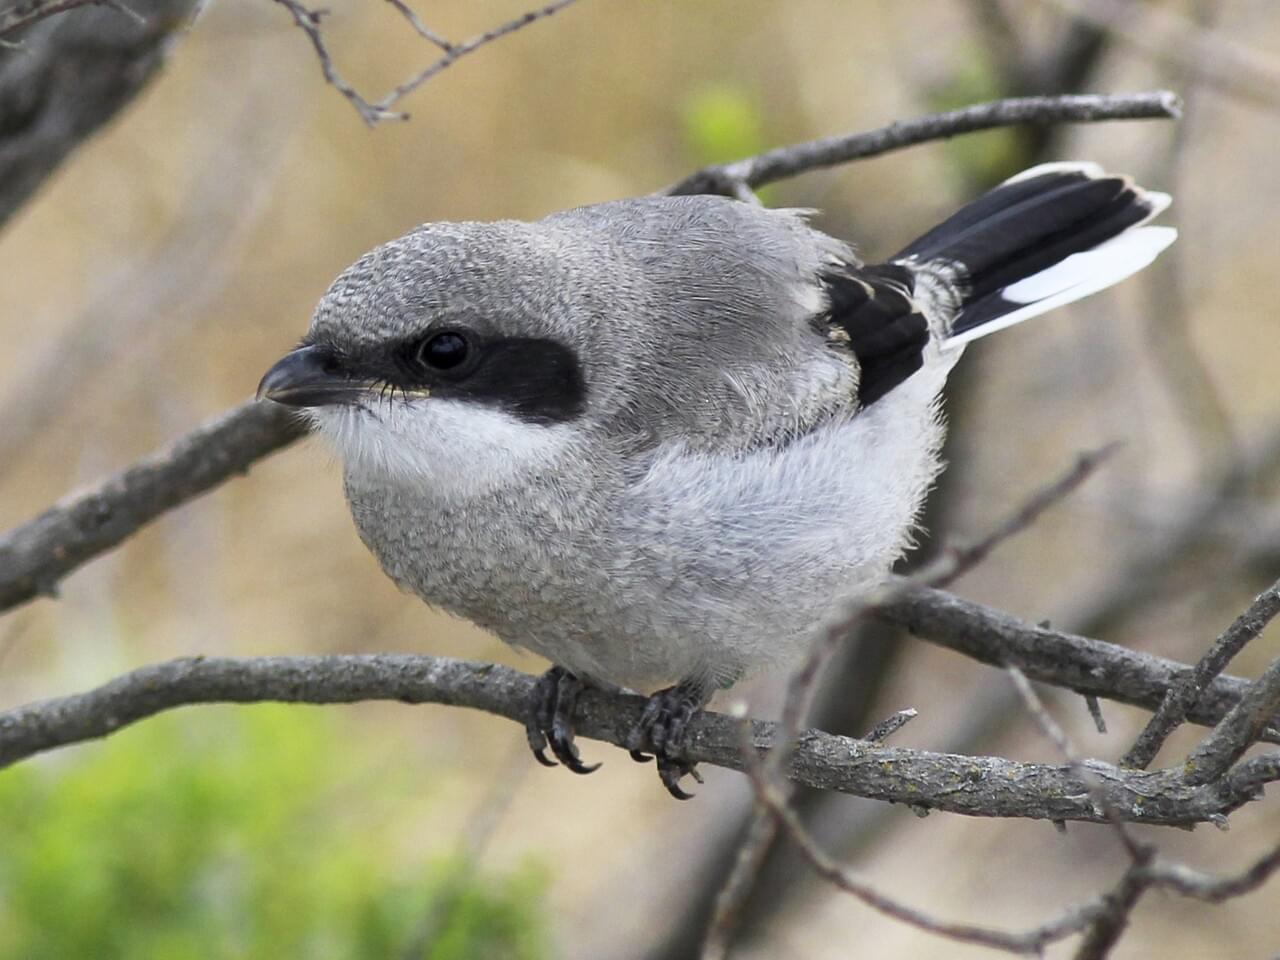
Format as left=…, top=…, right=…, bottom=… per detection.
left=823, top=263, right=928, bottom=408
left=895, top=170, right=1152, bottom=337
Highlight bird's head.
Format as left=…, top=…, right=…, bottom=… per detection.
left=258, top=221, right=596, bottom=493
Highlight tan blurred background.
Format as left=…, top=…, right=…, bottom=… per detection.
left=2, top=0, right=1279, bottom=957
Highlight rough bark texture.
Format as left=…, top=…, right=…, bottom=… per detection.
left=2, top=652, right=1273, bottom=826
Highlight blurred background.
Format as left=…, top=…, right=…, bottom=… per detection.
left=1, top=1, right=1278, bottom=957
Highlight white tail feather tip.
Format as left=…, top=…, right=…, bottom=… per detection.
left=946, top=225, right=1177, bottom=348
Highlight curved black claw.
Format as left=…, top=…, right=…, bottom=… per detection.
left=525, top=667, right=600, bottom=775
left=627, top=681, right=710, bottom=799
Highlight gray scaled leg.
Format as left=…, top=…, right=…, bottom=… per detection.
left=525, top=666, right=601, bottom=775
left=627, top=678, right=712, bottom=799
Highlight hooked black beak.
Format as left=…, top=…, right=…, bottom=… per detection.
left=257, top=345, right=370, bottom=408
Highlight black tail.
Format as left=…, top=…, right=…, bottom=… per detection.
left=893, top=162, right=1174, bottom=342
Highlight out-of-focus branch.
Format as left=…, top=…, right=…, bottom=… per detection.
left=0, top=84, right=300, bottom=470
left=272, top=0, right=580, bottom=125
left=667, top=91, right=1180, bottom=197
left=0, top=0, right=135, bottom=38
left=1041, top=0, right=1280, bottom=111
left=0, top=0, right=201, bottom=228
left=0, top=402, right=306, bottom=611
left=2, top=652, right=1276, bottom=828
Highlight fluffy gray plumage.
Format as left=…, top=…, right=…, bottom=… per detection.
left=264, top=164, right=1175, bottom=699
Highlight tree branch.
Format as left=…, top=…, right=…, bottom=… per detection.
left=0, top=402, right=306, bottom=611
left=272, top=0, right=580, bottom=125
left=0, top=0, right=200, bottom=228
left=0, top=0, right=131, bottom=38
left=1123, top=578, right=1280, bottom=769
left=667, top=91, right=1180, bottom=197
left=2, top=653, right=1275, bottom=827
left=877, top=585, right=1280, bottom=744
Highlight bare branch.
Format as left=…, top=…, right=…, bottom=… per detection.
left=925, top=443, right=1117, bottom=590
left=3, top=653, right=1277, bottom=826
left=877, top=586, right=1280, bottom=745
left=700, top=801, right=777, bottom=960
left=382, top=0, right=451, bottom=52
left=1123, top=578, right=1280, bottom=769
left=700, top=706, right=918, bottom=959
left=273, top=0, right=580, bottom=126
left=370, top=0, right=579, bottom=118
left=1184, top=653, right=1280, bottom=786
left=0, top=0, right=202, bottom=227
left=1041, top=0, right=1280, bottom=111
left=1005, top=666, right=1144, bottom=854
left=667, top=91, right=1181, bottom=198
left=0, top=402, right=306, bottom=612
left=740, top=706, right=1154, bottom=958
left=0, top=0, right=128, bottom=39
left=751, top=770, right=1100, bottom=955
left=1145, top=843, right=1280, bottom=902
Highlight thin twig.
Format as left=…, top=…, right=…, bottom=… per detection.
left=924, top=444, right=1119, bottom=590
left=862, top=708, right=918, bottom=744
left=700, top=705, right=919, bottom=959
left=1144, top=842, right=1280, bottom=901
left=700, top=801, right=778, bottom=960
left=741, top=728, right=1127, bottom=956
left=371, top=0, right=579, bottom=117
left=382, top=0, right=452, bottom=51
left=667, top=91, right=1180, bottom=197
left=1123, top=578, right=1280, bottom=769
left=273, top=0, right=579, bottom=125
left=1184, top=653, right=1280, bottom=786
left=273, top=0, right=403, bottom=124
left=1085, top=695, right=1108, bottom=735
left=1005, top=666, right=1145, bottom=860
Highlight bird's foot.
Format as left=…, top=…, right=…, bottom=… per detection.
left=627, top=680, right=710, bottom=799
left=525, top=666, right=600, bottom=775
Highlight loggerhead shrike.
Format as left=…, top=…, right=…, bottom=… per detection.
left=258, top=162, right=1174, bottom=797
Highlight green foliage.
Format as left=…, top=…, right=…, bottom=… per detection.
left=682, top=84, right=766, bottom=166
left=926, top=46, right=1027, bottom=189
left=0, top=707, right=547, bottom=960
left=681, top=84, right=776, bottom=204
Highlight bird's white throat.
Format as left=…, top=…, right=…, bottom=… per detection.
left=307, top=399, right=575, bottom=497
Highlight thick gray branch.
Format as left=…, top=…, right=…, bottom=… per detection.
left=0, top=0, right=201, bottom=228
left=1, top=653, right=1273, bottom=826
left=877, top=584, right=1280, bottom=744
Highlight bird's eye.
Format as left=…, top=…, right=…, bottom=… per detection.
left=415, top=331, right=470, bottom=371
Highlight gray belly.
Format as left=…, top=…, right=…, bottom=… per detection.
left=341, top=473, right=902, bottom=693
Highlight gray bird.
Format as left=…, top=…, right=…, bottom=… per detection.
left=258, top=162, right=1174, bottom=797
